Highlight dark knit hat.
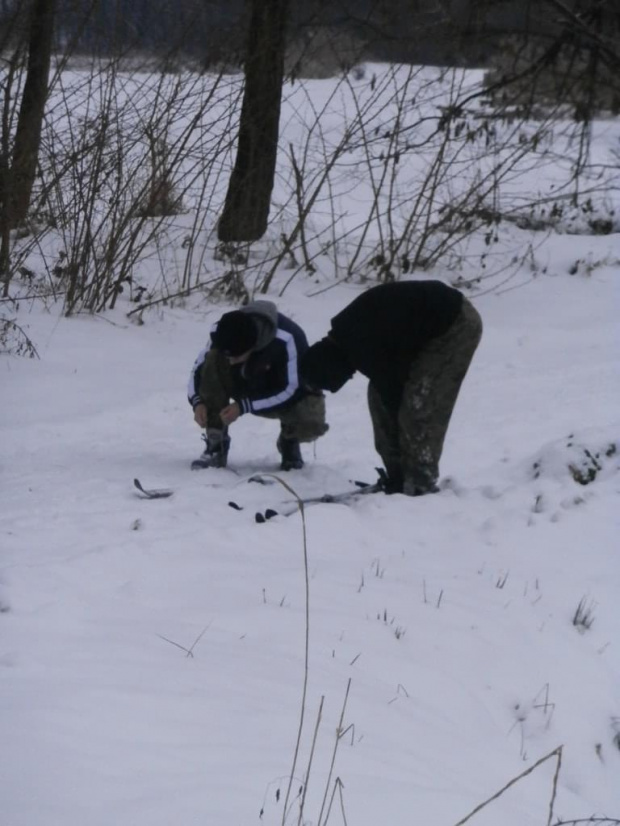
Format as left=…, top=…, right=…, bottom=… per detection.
left=301, top=337, right=355, bottom=392
left=211, top=311, right=257, bottom=356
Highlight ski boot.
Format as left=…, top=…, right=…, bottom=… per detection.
left=375, top=461, right=404, bottom=494
left=402, top=467, right=439, bottom=497
left=191, top=428, right=230, bottom=470
left=277, top=435, right=304, bottom=471
left=379, top=466, right=404, bottom=494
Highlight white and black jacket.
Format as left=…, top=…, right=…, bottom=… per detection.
left=187, top=301, right=311, bottom=415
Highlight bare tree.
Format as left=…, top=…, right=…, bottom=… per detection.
left=217, top=0, right=290, bottom=243
left=8, top=0, right=57, bottom=229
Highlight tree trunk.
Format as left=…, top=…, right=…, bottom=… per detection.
left=217, top=0, right=289, bottom=243
left=9, top=0, right=56, bottom=229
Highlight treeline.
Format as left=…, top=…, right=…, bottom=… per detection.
left=2, top=0, right=616, bottom=70
left=1, top=0, right=618, bottom=331
left=1, top=0, right=244, bottom=63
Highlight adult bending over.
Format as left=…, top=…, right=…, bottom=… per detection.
left=301, top=281, right=482, bottom=495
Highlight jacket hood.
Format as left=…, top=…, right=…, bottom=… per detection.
left=239, top=300, right=278, bottom=351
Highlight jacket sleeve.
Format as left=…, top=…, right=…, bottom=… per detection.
left=187, top=345, right=209, bottom=408
left=341, top=335, right=404, bottom=412
left=236, top=330, right=301, bottom=415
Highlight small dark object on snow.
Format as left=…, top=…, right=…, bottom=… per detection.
left=255, top=508, right=280, bottom=523
left=228, top=501, right=243, bottom=511
left=248, top=475, right=275, bottom=485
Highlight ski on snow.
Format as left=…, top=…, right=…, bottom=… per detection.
left=133, top=478, right=174, bottom=499
left=227, top=476, right=385, bottom=523
left=133, top=473, right=385, bottom=517
left=133, top=473, right=272, bottom=501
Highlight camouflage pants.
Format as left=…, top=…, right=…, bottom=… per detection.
left=198, top=349, right=328, bottom=442
left=368, top=297, right=482, bottom=493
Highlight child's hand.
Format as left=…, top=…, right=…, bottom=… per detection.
left=220, top=403, right=240, bottom=426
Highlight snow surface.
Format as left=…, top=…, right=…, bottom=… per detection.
left=1, top=66, right=620, bottom=826
left=2, top=261, right=619, bottom=826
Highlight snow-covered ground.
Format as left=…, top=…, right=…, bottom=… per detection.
left=2, top=254, right=619, bottom=826
left=1, top=62, right=619, bottom=826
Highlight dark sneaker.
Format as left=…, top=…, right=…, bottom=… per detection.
left=277, top=435, right=304, bottom=471
left=191, top=429, right=230, bottom=470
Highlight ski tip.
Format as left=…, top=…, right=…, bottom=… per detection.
left=133, top=478, right=174, bottom=499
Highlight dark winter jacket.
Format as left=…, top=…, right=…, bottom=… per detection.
left=188, top=300, right=311, bottom=415
left=329, top=281, right=463, bottom=410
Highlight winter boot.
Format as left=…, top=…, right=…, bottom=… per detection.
left=277, top=435, right=304, bottom=471
left=191, top=428, right=230, bottom=470
left=379, top=462, right=404, bottom=494
left=402, top=468, right=439, bottom=497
